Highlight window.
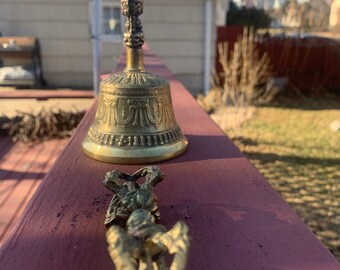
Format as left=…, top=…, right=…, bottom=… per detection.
left=101, top=1, right=123, bottom=42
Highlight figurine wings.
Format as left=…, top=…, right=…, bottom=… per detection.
left=106, top=210, right=190, bottom=270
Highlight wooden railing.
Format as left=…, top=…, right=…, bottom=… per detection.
left=0, top=47, right=339, bottom=270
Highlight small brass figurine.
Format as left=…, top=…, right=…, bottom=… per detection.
left=82, top=0, right=188, bottom=164
left=103, top=166, right=164, bottom=226
left=104, top=166, right=190, bottom=270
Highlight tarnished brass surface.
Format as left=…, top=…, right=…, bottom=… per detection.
left=104, top=166, right=190, bottom=270
left=82, top=0, right=188, bottom=164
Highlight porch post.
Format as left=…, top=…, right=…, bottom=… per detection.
left=91, top=0, right=102, bottom=96
left=204, top=0, right=213, bottom=96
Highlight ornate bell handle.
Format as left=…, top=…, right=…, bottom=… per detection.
left=121, top=0, right=145, bottom=49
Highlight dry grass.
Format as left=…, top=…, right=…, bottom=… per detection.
left=198, top=27, right=278, bottom=130
left=210, top=106, right=256, bottom=130
left=0, top=109, right=85, bottom=142
left=217, top=27, right=277, bottom=108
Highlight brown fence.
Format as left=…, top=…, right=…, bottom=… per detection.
left=216, top=26, right=340, bottom=95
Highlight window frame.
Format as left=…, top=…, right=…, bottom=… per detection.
left=100, top=0, right=124, bottom=43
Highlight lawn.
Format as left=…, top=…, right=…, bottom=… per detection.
left=227, top=100, right=340, bottom=259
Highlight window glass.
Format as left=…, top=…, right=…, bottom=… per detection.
left=103, top=7, right=111, bottom=21
left=102, top=4, right=122, bottom=38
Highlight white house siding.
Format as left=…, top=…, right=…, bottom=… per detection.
left=0, top=0, right=216, bottom=94
left=0, top=0, right=122, bottom=88
left=143, top=0, right=216, bottom=94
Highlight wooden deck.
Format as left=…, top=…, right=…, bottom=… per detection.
left=1, top=48, right=338, bottom=270
left=0, top=88, right=92, bottom=245
left=0, top=89, right=93, bottom=99
left=0, top=137, right=68, bottom=246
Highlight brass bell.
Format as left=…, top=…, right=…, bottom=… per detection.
left=82, top=0, right=188, bottom=164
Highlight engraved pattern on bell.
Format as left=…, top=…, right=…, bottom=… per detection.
left=95, top=94, right=175, bottom=129
left=101, top=71, right=166, bottom=89
left=87, top=125, right=183, bottom=148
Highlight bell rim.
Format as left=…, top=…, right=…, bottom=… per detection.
left=81, top=137, right=188, bottom=164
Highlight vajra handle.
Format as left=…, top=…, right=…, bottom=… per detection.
left=121, top=0, right=145, bottom=49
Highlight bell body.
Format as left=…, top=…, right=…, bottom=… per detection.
left=82, top=68, right=188, bottom=164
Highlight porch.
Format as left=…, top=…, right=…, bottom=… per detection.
left=0, top=48, right=338, bottom=269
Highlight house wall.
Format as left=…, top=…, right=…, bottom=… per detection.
left=0, top=0, right=121, bottom=89
left=143, top=0, right=216, bottom=94
left=0, top=0, right=216, bottom=94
